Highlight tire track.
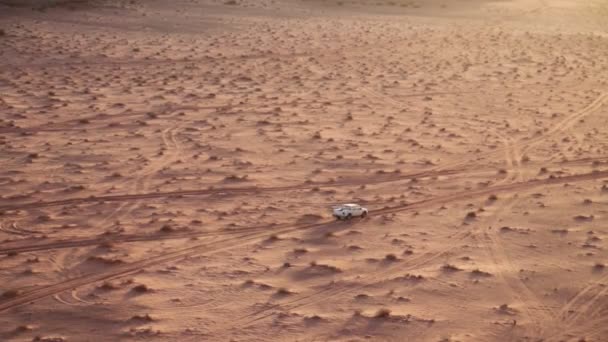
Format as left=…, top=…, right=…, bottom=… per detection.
left=469, top=134, right=556, bottom=336
left=235, top=194, right=532, bottom=330
left=227, top=169, right=607, bottom=329
left=476, top=200, right=556, bottom=337
left=494, top=132, right=518, bottom=183
left=81, top=126, right=181, bottom=238
left=514, top=94, right=608, bottom=341
left=519, top=92, right=608, bottom=158
left=5, top=90, right=602, bottom=216
left=52, top=289, right=96, bottom=307
left=0, top=219, right=339, bottom=313
left=0, top=99, right=354, bottom=135
left=546, top=269, right=608, bottom=341
left=37, top=125, right=184, bottom=307
left=0, top=221, right=39, bottom=236
left=0, top=222, right=287, bottom=255
left=1, top=170, right=606, bottom=312
left=0, top=168, right=462, bottom=212
left=2, top=170, right=606, bottom=256
left=479, top=127, right=588, bottom=339
left=0, top=104, right=194, bottom=135
left=247, top=135, right=526, bottom=330
left=235, top=231, right=470, bottom=329
left=360, top=86, right=607, bottom=178
left=372, top=170, right=608, bottom=217
left=8, top=112, right=599, bottom=215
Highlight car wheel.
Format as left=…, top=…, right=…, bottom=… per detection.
left=361, top=211, right=367, bottom=218
left=346, top=214, right=352, bottom=220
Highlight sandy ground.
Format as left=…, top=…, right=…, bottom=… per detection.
left=1, top=0, right=608, bottom=341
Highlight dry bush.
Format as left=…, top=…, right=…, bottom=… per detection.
left=470, top=269, right=492, bottom=277
left=131, top=284, right=150, bottom=293
left=304, top=314, right=323, bottom=322
left=441, top=264, right=461, bottom=272
left=2, top=289, right=21, bottom=298
left=276, top=288, right=292, bottom=295
left=37, top=214, right=52, bottom=222
left=293, top=248, right=308, bottom=254
left=265, top=234, right=280, bottom=243
left=15, top=324, right=34, bottom=332
left=160, top=224, right=174, bottom=232
left=374, top=308, right=391, bottom=318
left=574, top=215, right=594, bottom=222
left=384, top=254, right=398, bottom=262
left=130, top=314, right=154, bottom=322
left=98, top=281, right=118, bottom=291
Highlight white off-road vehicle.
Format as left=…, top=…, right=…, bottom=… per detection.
left=333, top=203, right=368, bottom=220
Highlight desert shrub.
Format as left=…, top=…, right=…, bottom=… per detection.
left=374, top=308, right=391, bottom=318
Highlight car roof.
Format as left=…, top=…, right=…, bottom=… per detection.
left=343, top=203, right=360, bottom=207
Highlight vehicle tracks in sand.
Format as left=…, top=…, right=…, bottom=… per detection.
left=474, top=125, right=607, bottom=340
left=1, top=91, right=606, bottom=316
left=41, top=125, right=186, bottom=307
left=543, top=265, right=608, bottom=341
left=0, top=219, right=339, bottom=313
left=0, top=221, right=39, bottom=237
left=0, top=168, right=462, bottom=212
left=429, top=90, right=606, bottom=195
left=519, top=92, right=608, bottom=158
left=1, top=124, right=183, bottom=216
left=4, top=90, right=603, bottom=218
left=370, top=169, right=608, bottom=217
left=469, top=133, right=557, bottom=337
left=463, top=90, right=605, bottom=173
left=0, top=170, right=605, bottom=313
left=4, top=144, right=592, bottom=215
left=0, top=104, right=196, bottom=135
left=2, top=170, right=606, bottom=257
left=0, top=221, right=293, bottom=255
left=233, top=226, right=473, bottom=330
left=473, top=197, right=557, bottom=338
left=359, top=86, right=607, bottom=178
left=509, top=93, right=608, bottom=341
left=233, top=136, right=557, bottom=331
left=66, top=125, right=183, bottom=246
left=102, top=125, right=184, bottom=225
left=53, top=289, right=97, bottom=307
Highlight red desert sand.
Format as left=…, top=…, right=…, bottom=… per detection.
left=1, top=0, right=608, bottom=341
